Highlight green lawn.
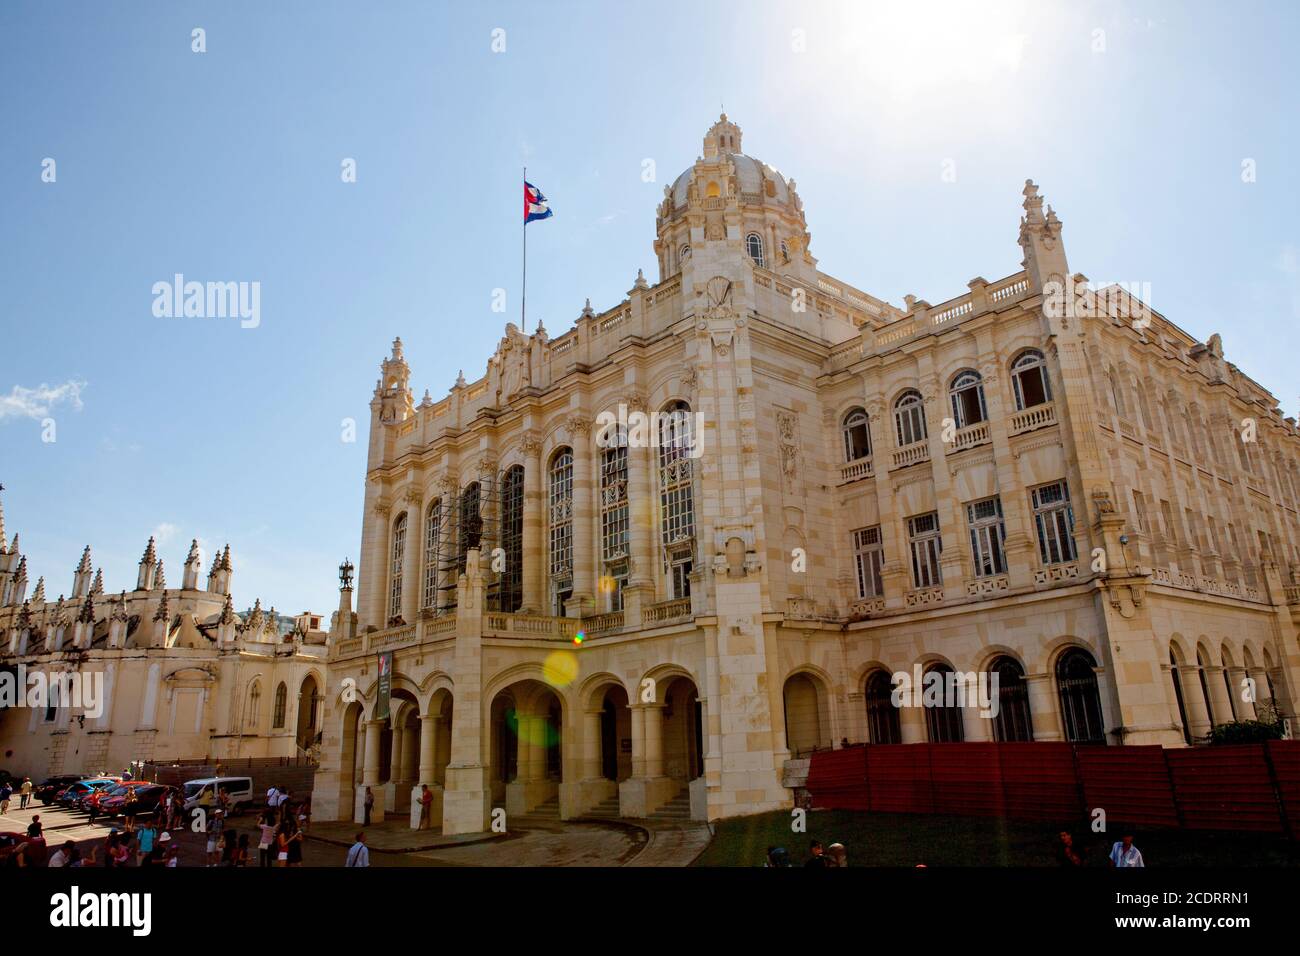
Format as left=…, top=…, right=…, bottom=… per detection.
left=694, top=808, right=1300, bottom=867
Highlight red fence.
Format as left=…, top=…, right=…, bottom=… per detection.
left=805, top=741, right=1300, bottom=836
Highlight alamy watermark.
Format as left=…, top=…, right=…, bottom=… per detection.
left=594, top=403, right=705, bottom=458
left=891, top=665, right=1001, bottom=719
left=152, top=274, right=260, bottom=329
left=0, top=665, right=104, bottom=719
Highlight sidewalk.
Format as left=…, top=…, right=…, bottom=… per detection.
left=307, top=817, right=509, bottom=853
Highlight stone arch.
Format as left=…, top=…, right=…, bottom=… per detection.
left=578, top=671, right=629, bottom=711
left=782, top=667, right=833, bottom=756
left=487, top=675, right=569, bottom=815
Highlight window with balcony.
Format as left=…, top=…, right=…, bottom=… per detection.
left=949, top=370, right=987, bottom=429
left=1010, top=349, right=1051, bottom=410
left=894, top=390, right=927, bottom=447
left=966, top=497, right=1007, bottom=577
left=842, top=407, right=872, bottom=461
left=1031, top=481, right=1077, bottom=566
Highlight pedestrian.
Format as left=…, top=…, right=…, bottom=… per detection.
left=123, top=789, right=139, bottom=832
left=110, top=835, right=131, bottom=867
left=266, top=784, right=280, bottom=810
left=19, top=777, right=33, bottom=810
left=165, top=844, right=180, bottom=867
left=235, top=833, right=250, bottom=866
left=221, top=828, right=238, bottom=866
left=171, top=791, right=185, bottom=830
left=275, top=822, right=291, bottom=867
left=68, top=845, right=97, bottom=867
left=364, top=786, right=374, bottom=826
left=0, top=781, right=12, bottom=815
left=102, top=831, right=118, bottom=867
left=804, top=839, right=829, bottom=868
left=1055, top=831, right=1084, bottom=867
left=1109, top=834, right=1145, bottom=868
left=419, top=784, right=433, bottom=830
left=48, top=840, right=76, bottom=868
left=345, top=832, right=369, bottom=867
left=206, top=808, right=225, bottom=867
left=764, top=845, right=791, bottom=867
left=297, top=801, right=309, bottom=835
left=26, top=814, right=42, bottom=839
left=286, top=818, right=304, bottom=867
left=137, top=820, right=158, bottom=866
left=258, top=810, right=277, bottom=867
left=826, top=842, right=848, bottom=867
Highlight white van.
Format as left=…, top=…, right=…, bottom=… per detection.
left=182, top=776, right=254, bottom=814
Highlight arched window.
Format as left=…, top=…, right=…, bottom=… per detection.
left=948, top=370, right=987, bottom=429
left=549, top=448, right=574, bottom=614
left=499, top=466, right=524, bottom=612
left=1107, top=367, right=1127, bottom=418
left=678, top=244, right=690, bottom=264
left=989, top=656, right=1032, bottom=741
left=924, top=663, right=965, bottom=743
left=389, top=512, right=407, bottom=621
left=864, top=670, right=901, bottom=744
left=659, top=401, right=696, bottom=599
left=746, top=233, right=765, bottom=267
left=423, top=498, right=442, bottom=611
left=1196, top=649, right=1216, bottom=726
left=247, top=681, right=262, bottom=728
left=894, top=390, right=927, bottom=446
left=599, top=426, right=630, bottom=612
left=1169, top=649, right=1192, bottom=745
left=458, top=482, right=481, bottom=574
left=1220, top=651, right=1238, bottom=722
left=272, top=682, right=288, bottom=729
left=842, top=407, right=872, bottom=461
left=1056, top=648, right=1105, bottom=744
left=1010, top=349, right=1051, bottom=410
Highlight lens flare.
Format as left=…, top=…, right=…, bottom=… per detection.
left=542, top=649, right=579, bottom=687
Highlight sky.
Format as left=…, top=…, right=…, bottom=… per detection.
left=1, top=0, right=1297, bottom=617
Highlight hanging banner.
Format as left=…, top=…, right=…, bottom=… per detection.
left=375, top=651, right=393, bottom=721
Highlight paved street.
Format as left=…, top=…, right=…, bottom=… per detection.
left=2, top=800, right=709, bottom=867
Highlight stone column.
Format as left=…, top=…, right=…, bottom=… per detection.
left=391, top=722, right=407, bottom=785
left=643, top=703, right=665, bottom=777
left=1025, top=673, right=1062, bottom=741
left=363, top=719, right=384, bottom=786
left=629, top=705, right=645, bottom=778
left=401, top=493, right=422, bottom=624
left=1205, top=665, right=1234, bottom=727
left=627, top=429, right=655, bottom=589
left=1227, top=667, right=1256, bottom=720
left=521, top=435, right=544, bottom=612
left=1181, top=666, right=1212, bottom=739
left=419, top=714, right=440, bottom=785
left=583, top=709, right=602, bottom=780
left=568, top=416, right=595, bottom=612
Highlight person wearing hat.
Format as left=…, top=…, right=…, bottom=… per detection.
left=205, top=808, right=225, bottom=867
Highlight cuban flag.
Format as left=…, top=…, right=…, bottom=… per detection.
left=524, top=180, right=553, bottom=223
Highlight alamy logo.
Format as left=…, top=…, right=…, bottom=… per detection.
left=0, top=665, right=103, bottom=719
left=594, top=403, right=704, bottom=458
left=50, top=887, right=152, bottom=936
left=152, top=274, right=261, bottom=328
left=890, top=665, right=1001, bottom=719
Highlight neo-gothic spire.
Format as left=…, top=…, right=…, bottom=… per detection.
left=76, top=545, right=92, bottom=574
left=78, top=591, right=95, bottom=624
left=31, top=576, right=45, bottom=603
left=91, top=568, right=104, bottom=595
left=141, top=536, right=157, bottom=564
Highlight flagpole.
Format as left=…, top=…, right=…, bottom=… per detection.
left=521, top=166, right=527, bottom=334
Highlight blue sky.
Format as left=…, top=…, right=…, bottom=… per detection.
left=2, top=0, right=1297, bottom=616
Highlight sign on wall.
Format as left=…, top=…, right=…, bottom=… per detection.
left=375, top=651, right=393, bottom=721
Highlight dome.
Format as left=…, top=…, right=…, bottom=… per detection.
left=671, top=152, right=790, bottom=208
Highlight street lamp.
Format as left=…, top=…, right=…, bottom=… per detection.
left=339, top=558, right=355, bottom=590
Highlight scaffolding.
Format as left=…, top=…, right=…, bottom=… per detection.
left=429, top=468, right=524, bottom=615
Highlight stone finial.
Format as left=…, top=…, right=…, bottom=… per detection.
left=140, top=536, right=157, bottom=564
left=76, top=545, right=92, bottom=574
left=420, top=389, right=433, bottom=407
left=14, top=555, right=26, bottom=581
left=220, top=544, right=232, bottom=571
left=633, top=269, right=649, bottom=290
left=31, top=576, right=45, bottom=604
left=154, top=560, right=166, bottom=590
left=186, top=539, right=201, bottom=564
left=455, top=369, right=466, bottom=388
left=581, top=298, right=595, bottom=319
left=208, top=551, right=221, bottom=577
left=391, top=337, right=404, bottom=361
left=112, top=590, right=129, bottom=622
left=78, top=592, right=95, bottom=624
left=8, top=533, right=18, bottom=556
left=219, top=592, right=235, bottom=625
left=1207, top=332, right=1224, bottom=358
left=152, top=588, right=170, bottom=622
left=0, top=493, right=6, bottom=552
left=91, top=569, right=104, bottom=595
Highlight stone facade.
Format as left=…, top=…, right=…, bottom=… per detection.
left=314, top=115, right=1300, bottom=833
left=0, top=526, right=328, bottom=776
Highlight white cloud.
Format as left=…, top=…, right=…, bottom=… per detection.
left=0, top=379, right=87, bottom=422
left=152, top=522, right=180, bottom=544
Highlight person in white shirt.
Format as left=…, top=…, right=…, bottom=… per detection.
left=48, top=841, right=75, bottom=867
left=1109, top=834, right=1145, bottom=868
left=345, top=832, right=370, bottom=867
left=266, top=786, right=280, bottom=808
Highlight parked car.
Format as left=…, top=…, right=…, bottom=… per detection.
left=36, top=775, right=93, bottom=805
left=84, top=780, right=152, bottom=816
left=182, top=776, right=254, bottom=814
left=97, top=784, right=173, bottom=819
left=55, top=778, right=120, bottom=809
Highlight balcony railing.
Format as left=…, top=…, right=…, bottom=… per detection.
left=484, top=612, right=576, bottom=641
left=371, top=624, right=416, bottom=650
left=1010, top=402, right=1057, bottom=435
left=839, top=457, right=875, bottom=483
left=891, top=441, right=930, bottom=470
left=904, top=586, right=944, bottom=607
left=950, top=422, right=990, bottom=452
left=644, top=597, right=692, bottom=625
left=584, top=611, right=625, bottom=635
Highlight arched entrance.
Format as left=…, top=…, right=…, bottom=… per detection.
left=783, top=672, right=831, bottom=755
left=489, top=679, right=565, bottom=817
left=336, top=700, right=365, bottom=818
left=296, top=674, right=322, bottom=753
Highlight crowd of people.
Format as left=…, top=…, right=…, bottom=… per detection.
left=765, top=840, right=849, bottom=867
left=0, top=777, right=34, bottom=813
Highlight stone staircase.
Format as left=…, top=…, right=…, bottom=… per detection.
left=585, top=794, right=622, bottom=819
left=648, top=790, right=691, bottom=822
left=525, top=796, right=560, bottom=819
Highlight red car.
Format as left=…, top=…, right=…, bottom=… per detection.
left=0, top=832, right=45, bottom=867
left=96, top=783, right=173, bottom=819
left=84, top=780, right=152, bottom=816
